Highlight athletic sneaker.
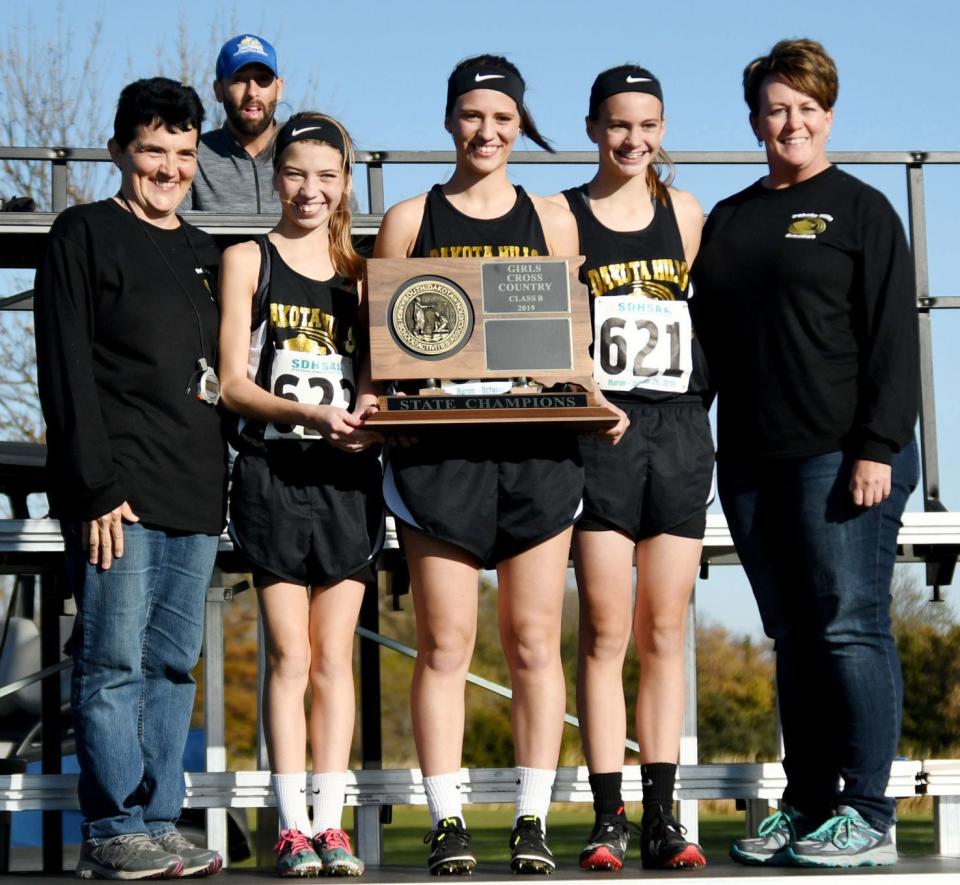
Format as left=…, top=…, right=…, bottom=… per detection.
left=786, top=806, right=897, bottom=868
left=639, top=805, right=706, bottom=870
left=313, top=828, right=364, bottom=877
left=579, top=815, right=631, bottom=871
left=509, top=815, right=555, bottom=874
left=75, top=833, right=183, bottom=879
left=274, top=828, right=323, bottom=877
left=153, top=830, right=223, bottom=877
left=729, top=804, right=811, bottom=866
left=424, top=817, right=476, bottom=875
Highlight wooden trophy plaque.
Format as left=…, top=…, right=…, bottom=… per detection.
left=366, top=256, right=619, bottom=430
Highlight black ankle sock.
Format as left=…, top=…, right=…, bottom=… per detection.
left=641, top=762, right=676, bottom=812
left=588, top=771, right=624, bottom=819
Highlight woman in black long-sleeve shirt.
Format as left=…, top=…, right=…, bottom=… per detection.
left=34, top=78, right=226, bottom=880
left=691, top=39, right=918, bottom=869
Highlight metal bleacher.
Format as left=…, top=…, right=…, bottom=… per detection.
left=1, top=147, right=958, bottom=877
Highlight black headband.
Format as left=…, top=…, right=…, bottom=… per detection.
left=446, top=65, right=525, bottom=116
left=589, top=67, right=663, bottom=118
left=275, top=117, right=346, bottom=162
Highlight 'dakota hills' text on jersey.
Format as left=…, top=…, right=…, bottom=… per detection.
left=413, top=184, right=548, bottom=259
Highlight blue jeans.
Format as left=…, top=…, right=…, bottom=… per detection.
left=718, top=440, right=918, bottom=831
left=64, top=522, right=218, bottom=842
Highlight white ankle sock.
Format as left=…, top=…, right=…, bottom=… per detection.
left=423, top=772, right=465, bottom=828
left=514, top=767, right=555, bottom=831
left=272, top=772, right=311, bottom=834
left=311, top=771, right=348, bottom=834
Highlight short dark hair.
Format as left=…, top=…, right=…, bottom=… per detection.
left=112, top=77, right=205, bottom=151
left=743, top=39, right=838, bottom=116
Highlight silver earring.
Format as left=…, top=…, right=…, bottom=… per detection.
left=757, top=138, right=763, bottom=148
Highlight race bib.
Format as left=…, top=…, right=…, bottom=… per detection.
left=264, top=350, right=355, bottom=440
left=593, top=295, right=692, bottom=394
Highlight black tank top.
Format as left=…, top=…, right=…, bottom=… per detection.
left=412, top=184, right=548, bottom=258
left=238, top=239, right=362, bottom=449
left=563, top=184, right=709, bottom=404
left=399, top=184, right=549, bottom=395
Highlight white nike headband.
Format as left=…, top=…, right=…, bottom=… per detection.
left=446, top=65, right=525, bottom=116
left=275, top=115, right=346, bottom=162
left=589, top=67, right=663, bottom=118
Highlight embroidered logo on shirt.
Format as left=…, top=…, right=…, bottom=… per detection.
left=785, top=213, right=834, bottom=239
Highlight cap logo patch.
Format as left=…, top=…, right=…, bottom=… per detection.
left=475, top=73, right=506, bottom=82
left=625, top=75, right=652, bottom=83
left=235, top=35, right=267, bottom=57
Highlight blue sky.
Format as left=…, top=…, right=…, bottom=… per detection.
left=4, top=0, right=959, bottom=633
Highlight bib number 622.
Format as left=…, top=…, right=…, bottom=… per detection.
left=593, top=295, right=692, bottom=394
left=265, top=351, right=355, bottom=440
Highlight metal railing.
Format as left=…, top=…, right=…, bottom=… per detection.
left=3, top=145, right=958, bottom=570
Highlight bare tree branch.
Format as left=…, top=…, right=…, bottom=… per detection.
left=0, top=312, right=42, bottom=444
left=0, top=5, right=110, bottom=208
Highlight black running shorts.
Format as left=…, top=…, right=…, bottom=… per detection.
left=576, top=400, right=714, bottom=542
left=229, top=443, right=384, bottom=587
left=384, top=427, right=584, bottom=568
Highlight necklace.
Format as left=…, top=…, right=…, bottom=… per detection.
left=116, top=195, right=221, bottom=405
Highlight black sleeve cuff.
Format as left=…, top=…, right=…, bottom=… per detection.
left=80, top=484, right=126, bottom=522
left=854, top=438, right=895, bottom=465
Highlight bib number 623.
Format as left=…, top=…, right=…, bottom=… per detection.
left=592, top=295, right=692, bottom=394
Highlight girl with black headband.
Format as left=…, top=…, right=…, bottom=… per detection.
left=218, top=112, right=383, bottom=878
left=375, top=55, right=581, bottom=875
left=547, top=65, right=711, bottom=872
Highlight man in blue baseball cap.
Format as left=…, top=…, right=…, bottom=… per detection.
left=190, top=34, right=284, bottom=212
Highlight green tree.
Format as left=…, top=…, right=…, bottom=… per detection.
left=694, top=624, right=778, bottom=761
left=892, top=571, right=960, bottom=757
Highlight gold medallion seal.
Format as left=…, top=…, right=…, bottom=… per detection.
left=389, top=276, right=473, bottom=358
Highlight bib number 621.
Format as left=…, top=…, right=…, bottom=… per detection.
left=593, top=295, right=692, bottom=394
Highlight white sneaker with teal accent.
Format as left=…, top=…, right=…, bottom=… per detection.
left=729, top=805, right=809, bottom=866
left=786, top=806, right=897, bottom=868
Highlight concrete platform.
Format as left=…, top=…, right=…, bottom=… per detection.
left=3, top=854, right=959, bottom=883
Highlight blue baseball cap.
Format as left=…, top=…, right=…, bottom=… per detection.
left=215, top=34, right=279, bottom=80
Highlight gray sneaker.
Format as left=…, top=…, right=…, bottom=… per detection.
left=153, top=831, right=223, bottom=877
left=75, top=833, right=183, bottom=879
left=786, top=805, right=897, bottom=868
left=729, top=804, right=810, bottom=865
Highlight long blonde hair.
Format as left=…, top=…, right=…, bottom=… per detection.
left=273, top=111, right=364, bottom=283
